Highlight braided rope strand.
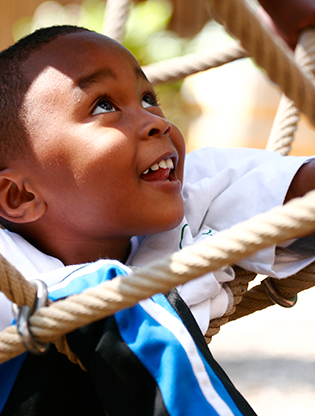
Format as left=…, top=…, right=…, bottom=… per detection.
left=208, top=0, right=315, bottom=127
left=266, top=29, right=315, bottom=154
left=230, top=262, right=315, bottom=321
left=1, top=0, right=315, bottom=365
left=102, top=0, right=130, bottom=42
left=0, top=255, right=36, bottom=308
left=143, top=43, right=246, bottom=85
left=1, top=190, right=315, bottom=363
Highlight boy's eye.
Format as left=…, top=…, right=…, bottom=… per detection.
left=92, top=99, right=116, bottom=115
left=142, top=94, right=157, bottom=108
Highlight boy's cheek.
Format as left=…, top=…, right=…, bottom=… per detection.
left=178, top=155, right=185, bottom=184
left=175, top=195, right=185, bottom=221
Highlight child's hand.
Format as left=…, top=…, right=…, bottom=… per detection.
left=284, top=159, right=315, bottom=204
left=258, top=0, right=315, bottom=49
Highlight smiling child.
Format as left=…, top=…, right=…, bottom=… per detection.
left=0, top=29, right=185, bottom=265
left=0, top=14, right=315, bottom=416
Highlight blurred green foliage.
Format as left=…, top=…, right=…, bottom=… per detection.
left=12, top=0, right=229, bottom=64
left=13, top=0, right=180, bottom=64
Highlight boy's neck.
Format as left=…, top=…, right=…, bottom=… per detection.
left=51, top=239, right=132, bottom=266
left=17, top=225, right=132, bottom=265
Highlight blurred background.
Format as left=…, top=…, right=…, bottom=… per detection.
left=1, top=0, right=315, bottom=414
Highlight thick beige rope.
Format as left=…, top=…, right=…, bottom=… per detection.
left=229, top=262, right=315, bottom=322
left=267, top=29, right=315, bottom=154
left=205, top=267, right=256, bottom=342
left=208, top=0, right=315, bottom=128
left=204, top=29, right=315, bottom=334
left=0, top=255, right=36, bottom=308
left=2, top=0, right=315, bottom=365
left=1, top=190, right=315, bottom=363
left=205, top=255, right=315, bottom=339
left=143, top=42, right=247, bottom=85
left=0, top=255, right=85, bottom=368
left=102, top=0, right=130, bottom=42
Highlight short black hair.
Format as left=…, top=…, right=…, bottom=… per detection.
left=0, top=25, right=90, bottom=168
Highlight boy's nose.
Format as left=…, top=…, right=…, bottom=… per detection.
left=139, top=113, right=172, bottom=140
left=148, top=124, right=171, bottom=138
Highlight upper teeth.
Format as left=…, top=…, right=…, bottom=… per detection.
left=142, top=158, right=174, bottom=175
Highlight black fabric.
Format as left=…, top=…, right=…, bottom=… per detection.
left=2, top=345, right=105, bottom=416
left=67, top=315, right=169, bottom=416
left=3, top=290, right=257, bottom=416
left=2, top=315, right=169, bottom=416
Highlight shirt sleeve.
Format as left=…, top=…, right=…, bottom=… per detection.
left=183, top=147, right=315, bottom=278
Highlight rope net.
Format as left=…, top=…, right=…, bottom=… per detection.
left=1, top=0, right=315, bottom=364
left=2, top=190, right=315, bottom=363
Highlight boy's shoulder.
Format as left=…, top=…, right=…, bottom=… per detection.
left=185, top=146, right=279, bottom=169
left=183, top=146, right=298, bottom=185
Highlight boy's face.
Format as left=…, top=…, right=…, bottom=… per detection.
left=19, top=31, right=185, bottom=247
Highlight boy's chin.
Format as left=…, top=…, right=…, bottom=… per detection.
left=169, top=213, right=185, bottom=230
left=155, top=211, right=185, bottom=235
left=137, top=210, right=184, bottom=237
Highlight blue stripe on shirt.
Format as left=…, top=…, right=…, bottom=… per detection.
left=0, top=261, right=128, bottom=413
left=1, top=260, right=245, bottom=415
left=0, top=353, right=28, bottom=413
left=115, top=298, right=244, bottom=416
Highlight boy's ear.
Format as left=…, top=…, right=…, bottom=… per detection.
left=0, top=168, right=46, bottom=223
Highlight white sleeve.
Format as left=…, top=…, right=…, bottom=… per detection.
left=183, top=147, right=315, bottom=278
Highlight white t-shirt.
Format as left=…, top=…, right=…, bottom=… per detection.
left=0, top=147, right=314, bottom=333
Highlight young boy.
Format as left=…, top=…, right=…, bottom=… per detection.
left=0, top=4, right=315, bottom=414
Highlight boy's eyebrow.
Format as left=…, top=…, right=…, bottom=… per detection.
left=135, top=66, right=149, bottom=82
left=76, top=68, right=117, bottom=90
left=76, top=66, right=149, bottom=91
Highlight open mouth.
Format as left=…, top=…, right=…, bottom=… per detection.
left=140, top=157, right=175, bottom=182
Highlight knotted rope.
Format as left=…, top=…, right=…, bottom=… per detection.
left=0, top=256, right=36, bottom=308
left=102, top=0, right=130, bottom=42
left=0, top=251, right=85, bottom=368
left=2, top=0, right=315, bottom=365
left=143, top=42, right=246, bottom=85
left=229, top=262, right=315, bottom=322
left=266, top=29, right=315, bottom=154
left=204, top=266, right=256, bottom=342
left=139, top=0, right=315, bottom=127
left=209, top=0, right=315, bottom=128
left=1, top=190, right=315, bottom=363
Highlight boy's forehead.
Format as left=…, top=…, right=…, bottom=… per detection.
left=22, top=31, right=140, bottom=85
